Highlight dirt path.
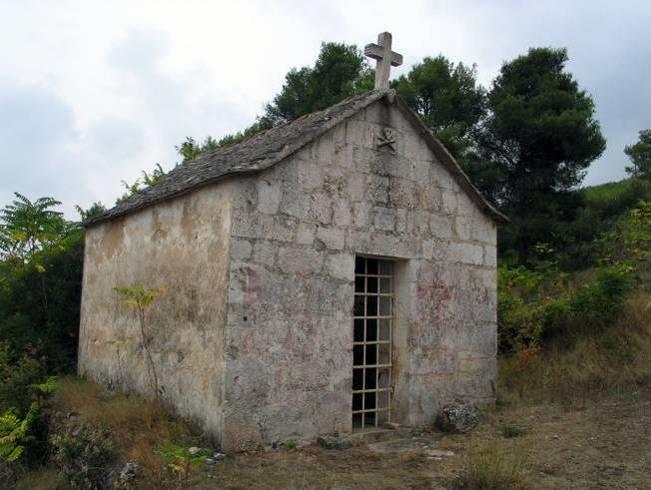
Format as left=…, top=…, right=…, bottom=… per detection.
left=202, top=388, right=651, bottom=489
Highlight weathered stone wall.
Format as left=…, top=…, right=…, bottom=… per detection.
left=78, top=183, right=234, bottom=440
left=222, top=98, right=497, bottom=450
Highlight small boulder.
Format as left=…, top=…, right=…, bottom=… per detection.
left=317, top=433, right=352, bottom=450
left=435, top=402, right=480, bottom=433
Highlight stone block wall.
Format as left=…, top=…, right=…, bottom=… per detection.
left=222, top=98, right=497, bottom=450
left=79, top=97, right=497, bottom=451
left=78, top=183, right=234, bottom=439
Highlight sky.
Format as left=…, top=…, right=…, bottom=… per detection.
left=1, top=0, right=650, bottom=217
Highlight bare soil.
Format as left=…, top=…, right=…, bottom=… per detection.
left=201, top=388, right=651, bottom=489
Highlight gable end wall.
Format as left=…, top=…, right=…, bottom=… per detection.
left=222, top=99, right=497, bottom=450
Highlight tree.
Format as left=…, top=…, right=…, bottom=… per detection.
left=75, top=202, right=107, bottom=222
left=394, top=56, right=485, bottom=159
left=472, top=48, right=606, bottom=262
left=177, top=42, right=373, bottom=156
left=0, top=193, right=70, bottom=262
left=625, top=129, right=651, bottom=178
left=262, top=42, right=370, bottom=126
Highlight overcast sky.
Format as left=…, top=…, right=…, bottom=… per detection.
left=1, top=1, right=649, bottom=217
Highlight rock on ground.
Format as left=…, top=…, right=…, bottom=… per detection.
left=435, top=402, right=480, bottom=433
left=317, top=433, right=353, bottom=450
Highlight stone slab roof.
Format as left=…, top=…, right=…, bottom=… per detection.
left=85, top=90, right=507, bottom=227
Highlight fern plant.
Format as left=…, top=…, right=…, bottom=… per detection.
left=0, top=402, right=39, bottom=462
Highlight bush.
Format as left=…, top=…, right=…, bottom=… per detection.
left=158, top=443, right=209, bottom=484
left=500, top=294, right=651, bottom=404
left=49, top=377, right=205, bottom=485
left=498, top=264, right=634, bottom=352
left=0, top=342, right=45, bottom=413
left=457, top=447, right=527, bottom=489
left=0, top=230, right=84, bottom=374
left=51, top=424, right=116, bottom=489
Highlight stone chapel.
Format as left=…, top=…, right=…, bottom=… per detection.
left=78, top=33, right=506, bottom=451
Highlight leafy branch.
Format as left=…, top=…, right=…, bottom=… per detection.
left=114, top=285, right=166, bottom=400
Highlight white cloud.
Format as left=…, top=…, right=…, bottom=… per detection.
left=0, top=0, right=649, bottom=216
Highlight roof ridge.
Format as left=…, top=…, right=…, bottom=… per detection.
left=84, top=90, right=389, bottom=226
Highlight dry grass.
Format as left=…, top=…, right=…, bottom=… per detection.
left=15, top=467, right=62, bottom=490
left=50, top=376, right=203, bottom=484
left=458, top=446, right=528, bottom=490
left=499, top=294, right=651, bottom=406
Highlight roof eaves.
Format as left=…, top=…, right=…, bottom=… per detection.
left=83, top=90, right=390, bottom=227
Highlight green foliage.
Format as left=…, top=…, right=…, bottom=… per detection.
left=0, top=230, right=84, bottom=372
left=180, top=42, right=372, bottom=149
left=625, top=129, right=651, bottom=178
left=0, top=343, right=45, bottom=413
left=472, top=47, right=605, bottom=263
left=175, top=136, right=220, bottom=162
left=482, top=47, right=605, bottom=199
left=498, top=263, right=634, bottom=352
left=262, top=42, right=369, bottom=125
left=158, top=443, right=209, bottom=482
left=51, top=424, right=116, bottom=489
left=0, top=364, right=57, bottom=468
left=113, top=285, right=166, bottom=310
left=0, top=403, right=39, bottom=463
left=0, top=193, right=70, bottom=262
left=594, top=200, right=651, bottom=267
left=116, top=163, right=167, bottom=204
left=114, top=285, right=165, bottom=398
left=535, top=179, right=651, bottom=269
left=75, top=202, right=107, bottom=222
left=394, top=55, right=485, bottom=159
left=30, top=376, right=60, bottom=399
left=582, top=177, right=651, bottom=220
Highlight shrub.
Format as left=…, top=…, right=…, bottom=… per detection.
left=500, top=294, right=651, bottom=404
left=158, top=443, right=210, bottom=483
left=0, top=342, right=45, bottom=413
left=51, top=424, right=116, bottom=489
left=498, top=263, right=634, bottom=352
left=50, top=377, right=204, bottom=484
left=457, top=447, right=527, bottom=489
left=0, top=230, right=84, bottom=374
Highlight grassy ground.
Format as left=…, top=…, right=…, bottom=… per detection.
left=198, top=388, right=651, bottom=489
left=16, top=295, right=651, bottom=488
left=18, top=387, right=651, bottom=488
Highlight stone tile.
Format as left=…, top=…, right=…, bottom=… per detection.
left=256, top=180, right=282, bottom=214
left=231, top=239, right=252, bottom=260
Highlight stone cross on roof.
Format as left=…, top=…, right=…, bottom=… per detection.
left=364, top=32, right=403, bottom=90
